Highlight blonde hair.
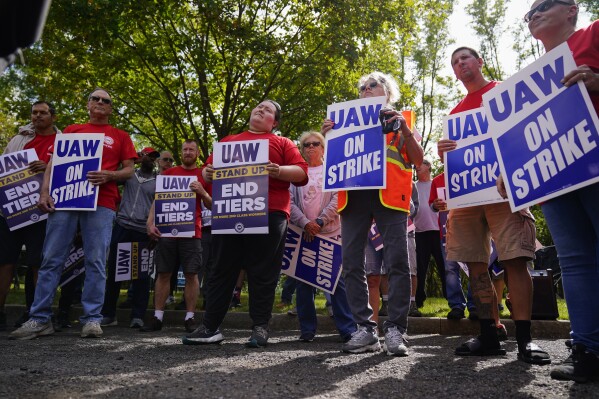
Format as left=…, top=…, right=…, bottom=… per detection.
left=298, top=131, right=325, bottom=155
left=358, top=72, right=400, bottom=105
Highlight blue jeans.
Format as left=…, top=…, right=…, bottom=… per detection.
left=541, top=182, right=599, bottom=354
left=30, top=207, right=115, bottom=324
left=296, top=277, right=356, bottom=339
left=443, top=244, right=475, bottom=311
left=281, top=275, right=297, bottom=304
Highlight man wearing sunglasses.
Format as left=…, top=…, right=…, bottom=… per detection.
left=158, top=151, right=175, bottom=173
left=523, top=0, right=599, bottom=383
left=10, top=88, right=137, bottom=340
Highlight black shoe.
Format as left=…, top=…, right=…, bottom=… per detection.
left=299, top=332, right=315, bottom=342
left=230, top=295, right=241, bottom=309
left=182, top=325, right=224, bottom=345
left=0, top=312, right=7, bottom=331
left=140, top=316, right=162, bottom=332
left=56, top=311, right=72, bottom=329
left=184, top=317, right=196, bottom=333
left=517, top=342, right=551, bottom=365
left=118, top=299, right=133, bottom=309
left=246, top=325, right=269, bottom=348
left=408, top=302, right=422, bottom=317
left=468, top=309, right=479, bottom=321
left=13, top=311, right=29, bottom=328
left=455, top=336, right=506, bottom=356
left=379, top=301, right=388, bottom=317
left=551, top=343, right=599, bottom=383
left=447, top=308, right=465, bottom=320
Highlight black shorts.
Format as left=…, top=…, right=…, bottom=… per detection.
left=154, top=237, right=202, bottom=274
left=0, top=217, right=47, bottom=267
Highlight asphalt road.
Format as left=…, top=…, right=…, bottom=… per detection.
left=1, top=325, right=598, bottom=399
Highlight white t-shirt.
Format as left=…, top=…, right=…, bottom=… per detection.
left=414, top=180, right=439, bottom=232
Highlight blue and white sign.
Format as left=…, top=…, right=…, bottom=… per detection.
left=483, top=43, right=599, bottom=211
left=50, top=134, right=104, bottom=210
left=0, top=149, right=48, bottom=230
left=115, top=242, right=154, bottom=282
left=154, top=175, right=197, bottom=237
left=324, top=97, right=387, bottom=192
left=281, top=224, right=343, bottom=295
left=212, top=139, right=269, bottom=234
left=443, top=108, right=506, bottom=208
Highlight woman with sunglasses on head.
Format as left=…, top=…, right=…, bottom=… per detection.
left=322, top=72, right=424, bottom=355
left=289, top=131, right=357, bottom=343
left=524, top=0, right=599, bottom=382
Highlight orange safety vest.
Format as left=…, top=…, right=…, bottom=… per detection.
left=338, top=132, right=413, bottom=213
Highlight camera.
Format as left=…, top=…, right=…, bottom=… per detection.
left=379, top=109, right=401, bottom=134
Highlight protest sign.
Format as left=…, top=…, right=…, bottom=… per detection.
left=281, top=225, right=342, bottom=295
left=59, top=243, right=85, bottom=287
left=50, top=134, right=104, bottom=210
left=368, top=222, right=383, bottom=251
left=443, top=108, right=506, bottom=208
left=212, top=139, right=269, bottom=234
left=483, top=42, right=599, bottom=211
left=323, top=96, right=387, bottom=191
left=0, top=149, right=48, bottom=230
left=115, top=242, right=154, bottom=282
left=154, top=175, right=197, bottom=237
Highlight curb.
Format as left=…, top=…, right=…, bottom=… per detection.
left=4, top=304, right=571, bottom=339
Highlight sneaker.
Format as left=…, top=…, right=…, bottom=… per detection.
left=182, top=324, right=224, bottom=345
left=13, top=311, right=29, bottom=328
left=468, top=309, right=479, bottom=321
left=342, top=325, right=381, bottom=353
left=230, top=295, right=241, bottom=308
left=184, top=317, right=197, bottom=333
left=81, top=321, right=103, bottom=338
left=129, top=318, right=144, bottom=329
left=100, top=317, right=118, bottom=327
left=551, top=344, right=599, bottom=383
left=118, top=299, right=133, bottom=309
left=408, top=302, right=422, bottom=317
left=299, top=332, right=315, bottom=342
left=9, top=319, right=55, bottom=340
left=447, top=308, right=465, bottom=320
left=497, top=324, right=508, bottom=341
left=140, top=316, right=163, bottom=332
left=246, top=325, right=269, bottom=348
left=287, top=307, right=297, bottom=316
left=0, top=312, right=7, bottom=331
left=383, top=326, right=409, bottom=356
left=165, top=295, right=176, bottom=306
left=379, top=301, right=388, bottom=317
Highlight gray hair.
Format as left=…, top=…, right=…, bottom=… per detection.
left=358, top=72, right=400, bottom=105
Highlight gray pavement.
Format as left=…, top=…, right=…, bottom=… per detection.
left=1, top=308, right=598, bottom=398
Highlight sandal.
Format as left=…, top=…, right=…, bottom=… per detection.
left=518, top=342, right=551, bottom=365
left=455, top=336, right=507, bottom=356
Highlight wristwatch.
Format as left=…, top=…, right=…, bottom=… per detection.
left=315, top=218, right=324, bottom=227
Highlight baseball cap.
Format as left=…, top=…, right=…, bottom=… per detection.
left=137, top=147, right=160, bottom=158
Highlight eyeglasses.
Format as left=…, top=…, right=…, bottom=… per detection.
left=359, top=81, right=379, bottom=92
left=524, top=0, right=574, bottom=22
left=303, top=141, right=321, bottom=148
left=89, top=95, right=112, bottom=105
left=161, top=157, right=174, bottom=163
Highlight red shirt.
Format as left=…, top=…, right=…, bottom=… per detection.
left=451, top=81, right=500, bottom=115
left=163, top=166, right=210, bottom=238
left=206, top=131, right=308, bottom=217
left=568, top=20, right=599, bottom=115
left=62, top=123, right=137, bottom=211
left=24, top=133, right=56, bottom=163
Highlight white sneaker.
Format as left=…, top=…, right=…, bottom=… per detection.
left=9, top=319, right=54, bottom=340
left=81, top=321, right=103, bottom=338
left=342, top=326, right=381, bottom=353
left=383, top=326, right=408, bottom=356
left=130, top=318, right=144, bottom=329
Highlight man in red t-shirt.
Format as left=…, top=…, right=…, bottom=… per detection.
left=144, top=140, right=212, bottom=333
left=11, top=89, right=137, bottom=341
left=437, top=48, right=548, bottom=364
left=0, top=101, right=60, bottom=331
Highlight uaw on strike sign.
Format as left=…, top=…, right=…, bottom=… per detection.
left=0, top=149, right=47, bottom=230
left=483, top=42, right=599, bottom=211
left=49, top=134, right=104, bottom=210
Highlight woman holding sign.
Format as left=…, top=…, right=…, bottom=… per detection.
left=322, top=72, right=423, bottom=355
left=523, top=0, right=599, bottom=382
left=183, top=100, right=308, bottom=348
left=289, top=131, right=356, bottom=343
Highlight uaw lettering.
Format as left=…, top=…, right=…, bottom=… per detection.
left=281, top=225, right=343, bottom=295
left=115, top=242, right=154, bottom=282
left=0, top=149, right=48, bottom=230
left=212, top=139, right=269, bottom=234
left=50, top=134, right=104, bottom=210
left=155, top=175, right=196, bottom=237
left=483, top=43, right=599, bottom=211
left=443, top=108, right=505, bottom=209
left=324, top=96, right=387, bottom=192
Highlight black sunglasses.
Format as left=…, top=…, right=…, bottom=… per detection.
left=89, top=95, right=112, bottom=105
left=524, top=0, right=574, bottom=22
left=359, top=81, right=379, bottom=92
left=161, top=157, right=174, bottom=162
left=303, top=141, right=321, bottom=148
